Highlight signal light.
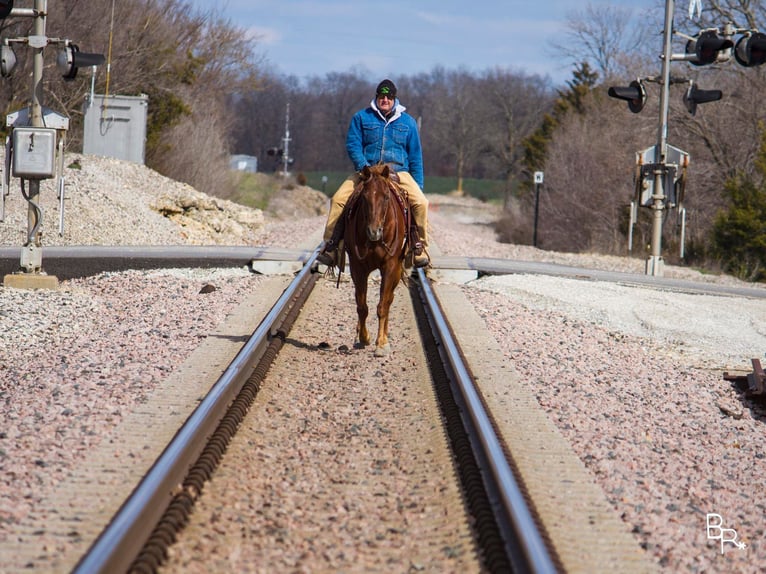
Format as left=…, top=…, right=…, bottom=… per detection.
left=683, top=81, right=722, bottom=115
left=607, top=79, right=646, bottom=113
left=0, top=44, right=15, bottom=77
left=734, top=31, right=766, bottom=67
left=56, top=44, right=105, bottom=81
left=686, top=30, right=733, bottom=66
left=0, top=1, right=13, bottom=19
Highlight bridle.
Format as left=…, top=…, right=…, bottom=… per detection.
left=354, top=175, right=402, bottom=259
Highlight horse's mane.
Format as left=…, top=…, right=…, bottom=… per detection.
left=355, top=164, right=402, bottom=201
left=361, top=164, right=400, bottom=185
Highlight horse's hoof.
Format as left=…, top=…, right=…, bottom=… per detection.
left=374, top=344, right=391, bottom=357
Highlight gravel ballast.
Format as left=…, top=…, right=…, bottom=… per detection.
left=2, top=157, right=765, bottom=572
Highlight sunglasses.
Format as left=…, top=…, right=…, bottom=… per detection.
left=377, top=94, right=394, bottom=100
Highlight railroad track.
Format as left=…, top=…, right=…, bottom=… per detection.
left=65, top=253, right=558, bottom=573
left=3, top=250, right=658, bottom=573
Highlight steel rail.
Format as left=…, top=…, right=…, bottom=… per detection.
left=414, top=267, right=558, bottom=574
left=72, top=252, right=321, bottom=574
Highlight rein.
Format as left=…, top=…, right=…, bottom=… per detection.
left=377, top=183, right=402, bottom=257
left=352, top=178, right=403, bottom=260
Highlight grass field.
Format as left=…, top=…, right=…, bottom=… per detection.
left=301, top=171, right=508, bottom=203
left=230, top=170, right=511, bottom=211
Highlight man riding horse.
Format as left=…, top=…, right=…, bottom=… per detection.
left=316, top=79, right=429, bottom=269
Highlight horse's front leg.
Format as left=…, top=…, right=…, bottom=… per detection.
left=374, top=266, right=399, bottom=356
left=353, top=270, right=371, bottom=347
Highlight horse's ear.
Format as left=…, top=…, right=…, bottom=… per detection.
left=381, top=164, right=390, bottom=179
left=361, top=165, right=372, bottom=180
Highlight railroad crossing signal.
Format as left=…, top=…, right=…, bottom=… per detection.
left=1, top=0, right=104, bottom=285
left=607, top=79, right=646, bottom=113
left=608, top=1, right=766, bottom=276
left=0, top=1, right=13, bottom=19
left=686, top=30, right=733, bottom=65
left=683, top=81, right=722, bottom=115
left=734, top=31, right=766, bottom=67
left=56, top=43, right=105, bottom=81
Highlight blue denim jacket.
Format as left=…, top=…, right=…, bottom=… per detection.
left=346, top=100, right=424, bottom=189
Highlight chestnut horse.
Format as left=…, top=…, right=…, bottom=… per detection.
left=344, top=164, right=408, bottom=357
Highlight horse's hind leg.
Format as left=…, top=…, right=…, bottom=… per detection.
left=354, top=271, right=371, bottom=347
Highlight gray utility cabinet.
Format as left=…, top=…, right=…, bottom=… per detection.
left=82, top=94, right=148, bottom=164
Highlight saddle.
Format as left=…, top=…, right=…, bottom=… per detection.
left=329, top=168, right=419, bottom=255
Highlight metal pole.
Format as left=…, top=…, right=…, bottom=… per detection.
left=21, top=0, right=46, bottom=273
left=533, top=182, right=540, bottom=247
left=31, top=1, right=44, bottom=128
left=646, top=0, right=674, bottom=277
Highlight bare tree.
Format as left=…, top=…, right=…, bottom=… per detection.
left=553, top=2, right=653, bottom=80
left=478, top=69, right=553, bottom=207
left=538, top=89, right=654, bottom=254
left=694, top=0, right=766, bottom=30
left=301, top=71, right=371, bottom=171
left=0, top=0, right=266, bottom=197
left=416, top=67, right=484, bottom=194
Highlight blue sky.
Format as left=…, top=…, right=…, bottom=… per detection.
left=188, top=0, right=669, bottom=85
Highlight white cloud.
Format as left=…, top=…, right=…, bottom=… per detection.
left=247, top=25, right=281, bottom=46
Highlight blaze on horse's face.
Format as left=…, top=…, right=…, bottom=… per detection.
left=360, top=165, right=392, bottom=243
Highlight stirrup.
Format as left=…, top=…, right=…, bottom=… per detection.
left=317, top=250, right=336, bottom=267
left=316, top=238, right=338, bottom=266
left=412, top=242, right=429, bottom=268
left=413, top=253, right=429, bottom=268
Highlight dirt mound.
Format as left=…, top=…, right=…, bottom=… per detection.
left=265, top=185, right=329, bottom=220
left=0, top=154, right=326, bottom=247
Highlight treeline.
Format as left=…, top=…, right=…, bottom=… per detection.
left=234, top=68, right=553, bottom=194
left=1, top=1, right=765, bottom=279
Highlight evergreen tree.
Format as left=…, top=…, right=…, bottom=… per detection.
left=712, top=126, right=766, bottom=282
left=522, top=62, right=598, bottom=176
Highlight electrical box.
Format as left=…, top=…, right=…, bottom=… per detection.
left=83, top=93, right=148, bottom=164
left=12, top=127, right=56, bottom=179
left=635, top=144, right=689, bottom=208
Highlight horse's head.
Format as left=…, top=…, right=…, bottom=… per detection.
left=359, top=164, right=394, bottom=243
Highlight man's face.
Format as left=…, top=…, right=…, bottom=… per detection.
left=377, top=93, right=394, bottom=114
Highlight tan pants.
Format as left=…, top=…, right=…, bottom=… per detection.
left=323, top=171, right=429, bottom=246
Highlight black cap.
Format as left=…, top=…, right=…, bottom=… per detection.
left=376, top=79, right=397, bottom=98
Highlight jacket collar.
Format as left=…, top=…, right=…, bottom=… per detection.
left=371, top=98, right=405, bottom=123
